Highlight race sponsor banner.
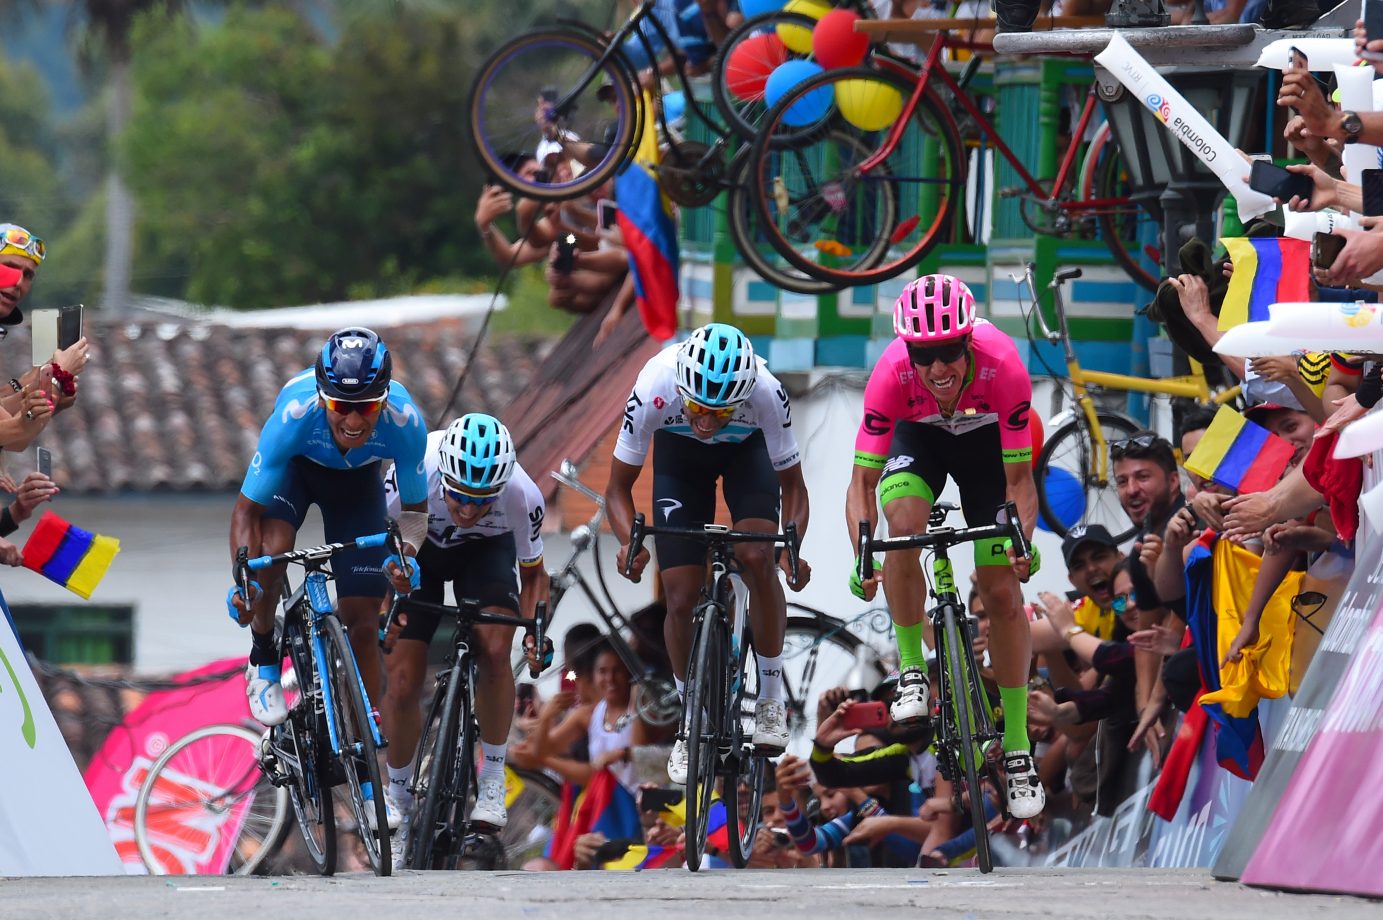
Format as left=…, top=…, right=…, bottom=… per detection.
left=83, top=656, right=253, bottom=874
left=1241, top=575, right=1383, bottom=895
left=1213, top=545, right=1378, bottom=879
left=0, top=592, right=122, bottom=875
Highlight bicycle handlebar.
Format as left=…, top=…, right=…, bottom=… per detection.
left=1012, top=261, right=1081, bottom=346
left=624, top=513, right=801, bottom=584
left=857, top=501, right=1028, bottom=582
left=244, top=529, right=398, bottom=573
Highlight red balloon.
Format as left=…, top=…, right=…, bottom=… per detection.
left=812, top=9, right=869, bottom=69
left=725, top=33, right=789, bottom=101
left=1029, top=410, right=1045, bottom=469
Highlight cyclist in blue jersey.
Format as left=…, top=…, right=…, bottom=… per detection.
left=228, top=328, right=431, bottom=781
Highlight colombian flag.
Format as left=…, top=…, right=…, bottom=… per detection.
left=1218, top=237, right=1311, bottom=331
left=1184, top=406, right=1294, bottom=494
left=547, top=769, right=642, bottom=870
left=22, top=510, right=120, bottom=599
left=600, top=842, right=680, bottom=870
left=614, top=91, right=679, bottom=341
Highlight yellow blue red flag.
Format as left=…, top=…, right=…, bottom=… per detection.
left=614, top=91, right=679, bottom=341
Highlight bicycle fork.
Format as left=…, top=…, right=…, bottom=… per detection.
left=305, top=573, right=386, bottom=760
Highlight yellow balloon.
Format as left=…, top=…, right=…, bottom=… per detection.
left=836, top=79, right=903, bottom=132
left=777, top=0, right=831, bottom=55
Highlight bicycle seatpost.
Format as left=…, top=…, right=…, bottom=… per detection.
left=857, top=522, right=874, bottom=581
left=624, top=513, right=647, bottom=578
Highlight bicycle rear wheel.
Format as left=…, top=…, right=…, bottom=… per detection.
left=322, top=616, right=391, bottom=876
left=1036, top=411, right=1140, bottom=542
left=499, top=768, right=562, bottom=869
left=282, top=616, right=336, bottom=875
left=940, top=606, right=992, bottom=874
left=470, top=28, right=639, bottom=202
left=683, top=600, right=726, bottom=872
left=782, top=609, right=886, bottom=755
left=748, top=64, right=964, bottom=287
left=134, top=724, right=290, bottom=876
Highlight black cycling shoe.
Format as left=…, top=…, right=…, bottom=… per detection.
left=993, top=0, right=1040, bottom=32
left=1258, top=0, right=1319, bottom=29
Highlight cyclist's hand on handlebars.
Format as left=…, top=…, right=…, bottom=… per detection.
left=384, top=554, right=419, bottom=594
left=379, top=610, right=408, bottom=653
left=849, top=556, right=881, bottom=601
left=1005, top=541, right=1040, bottom=582
left=780, top=553, right=811, bottom=591
left=523, top=632, right=555, bottom=674
left=226, top=581, right=262, bottom=626
left=617, top=542, right=650, bottom=582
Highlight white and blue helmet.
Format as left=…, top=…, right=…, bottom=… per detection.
left=438, top=413, right=516, bottom=492
left=675, top=323, right=757, bottom=408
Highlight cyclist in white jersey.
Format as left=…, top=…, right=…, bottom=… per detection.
left=606, top=323, right=811, bottom=785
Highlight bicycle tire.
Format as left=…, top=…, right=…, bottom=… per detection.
left=724, top=611, right=765, bottom=868
left=441, top=673, right=478, bottom=871
left=134, top=724, right=290, bottom=876
left=1085, top=124, right=1161, bottom=293
left=781, top=611, right=886, bottom=754
left=322, top=616, right=391, bottom=876
left=1036, top=411, right=1141, bottom=542
left=712, top=11, right=829, bottom=144
left=282, top=616, right=336, bottom=875
left=409, top=661, right=462, bottom=870
left=683, top=597, right=725, bottom=872
left=940, top=605, right=992, bottom=874
left=499, top=767, right=562, bottom=869
left=469, top=28, right=640, bottom=202
left=748, top=63, right=965, bottom=288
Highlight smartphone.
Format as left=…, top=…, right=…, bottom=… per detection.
left=29, top=308, right=58, bottom=368
left=596, top=198, right=618, bottom=231
left=57, top=304, right=83, bottom=351
left=1313, top=231, right=1347, bottom=270
left=841, top=700, right=889, bottom=731
left=638, top=786, right=685, bottom=814
left=553, top=233, right=577, bottom=274
left=559, top=668, right=578, bottom=695
left=35, top=446, right=51, bottom=478
left=1249, top=160, right=1313, bottom=206
left=1364, top=169, right=1383, bottom=218
left=1366, top=0, right=1383, bottom=61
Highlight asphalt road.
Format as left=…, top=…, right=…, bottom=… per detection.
left=4, top=868, right=1377, bottom=920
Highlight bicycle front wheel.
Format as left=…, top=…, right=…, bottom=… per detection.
left=323, top=616, right=391, bottom=876
left=940, top=606, right=992, bottom=874
left=1036, top=411, right=1141, bottom=542
left=724, top=624, right=765, bottom=868
left=134, top=724, right=290, bottom=876
left=748, top=64, right=964, bottom=288
left=712, top=11, right=831, bottom=144
left=282, top=616, right=336, bottom=874
left=683, top=601, right=726, bottom=872
left=470, top=28, right=639, bottom=202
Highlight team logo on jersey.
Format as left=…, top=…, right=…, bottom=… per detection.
left=882, top=454, right=914, bottom=475
left=653, top=396, right=665, bottom=410
left=776, top=387, right=793, bottom=428
left=656, top=498, right=683, bottom=522
left=623, top=392, right=643, bottom=433
left=863, top=411, right=891, bottom=437
left=1006, top=401, right=1031, bottom=431
left=249, top=452, right=263, bottom=473
left=385, top=401, right=422, bottom=429
left=529, top=506, right=544, bottom=543
left=281, top=398, right=315, bottom=423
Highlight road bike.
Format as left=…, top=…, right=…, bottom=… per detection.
left=745, top=30, right=1157, bottom=290
left=1017, top=262, right=1239, bottom=541
left=624, top=513, right=800, bottom=871
left=387, top=592, right=549, bottom=870
left=856, top=500, right=1030, bottom=874
left=236, top=526, right=407, bottom=877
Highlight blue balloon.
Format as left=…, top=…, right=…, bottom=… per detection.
left=1037, top=467, right=1085, bottom=534
left=741, top=0, right=788, bottom=17
left=763, top=60, right=828, bottom=126
left=662, top=90, right=686, bottom=124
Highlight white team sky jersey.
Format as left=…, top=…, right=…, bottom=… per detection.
left=613, top=345, right=801, bottom=471
left=385, top=430, right=545, bottom=565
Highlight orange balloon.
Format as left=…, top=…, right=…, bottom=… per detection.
left=1029, top=410, right=1045, bottom=468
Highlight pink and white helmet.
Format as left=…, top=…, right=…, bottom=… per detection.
left=893, top=274, right=976, bottom=343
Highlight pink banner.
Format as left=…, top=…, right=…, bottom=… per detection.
left=1242, top=601, right=1383, bottom=895
left=83, top=656, right=254, bottom=874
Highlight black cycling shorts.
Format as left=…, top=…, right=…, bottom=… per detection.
left=260, top=457, right=389, bottom=598
left=878, top=419, right=1009, bottom=567
left=650, top=428, right=780, bottom=570
left=397, top=533, right=521, bottom=645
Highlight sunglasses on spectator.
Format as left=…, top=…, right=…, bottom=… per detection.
left=906, top=338, right=969, bottom=367
left=1109, top=434, right=1160, bottom=459
left=683, top=397, right=737, bottom=419
left=1111, top=593, right=1132, bottom=615
left=0, top=226, right=44, bottom=264
left=319, top=392, right=387, bottom=417
left=1290, top=591, right=1327, bottom=635
left=442, top=480, right=502, bottom=506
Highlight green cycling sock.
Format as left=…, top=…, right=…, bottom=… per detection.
left=999, top=685, right=1030, bottom=753
left=894, top=621, right=927, bottom=672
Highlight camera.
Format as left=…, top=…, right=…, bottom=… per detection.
left=553, top=233, right=577, bottom=274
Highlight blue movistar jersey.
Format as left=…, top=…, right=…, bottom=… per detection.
left=240, top=369, right=429, bottom=506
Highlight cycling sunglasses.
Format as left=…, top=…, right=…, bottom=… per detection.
left=683, top=396, right=736, bottom=419
left=906, top=337, right=969, bottom=367
left=0, top=225, right=44, bottom=264
left=1111, top=593, right=1132, bottom=615
left=442, top=480, right=502, bottom=507
left=1109, top=433, right=1160, bottom=459
left=319, top=392, right=387, bottom=417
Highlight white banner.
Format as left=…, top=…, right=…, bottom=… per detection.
left=0, top=597, right=122, bottom=876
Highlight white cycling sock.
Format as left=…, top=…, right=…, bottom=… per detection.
left=387, top=764, right=410, bottom=795
left=757, top=654, right=784, bottom=702
left=480, top=742, right=507, bottom=783
left=675, top=676, right=686, bottom=702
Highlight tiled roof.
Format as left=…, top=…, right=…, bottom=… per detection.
left=7, top=319, right=550, bottom=493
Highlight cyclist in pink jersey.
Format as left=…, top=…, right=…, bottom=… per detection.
left=844, top=273, right=1044, bottom=820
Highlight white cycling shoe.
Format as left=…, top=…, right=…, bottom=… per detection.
left=470, top=774, right=509, bottom=829
left=366, top=789, right=404, bottom=834
left=667, top=737, right=689, bottom=786
left=245, top=664, right=288, bottom=727
left=752, top=698, right=790, bottom=753
left=1003, top=751, right=1046, bottom=820
left=889, top=666, right=931, bottom=725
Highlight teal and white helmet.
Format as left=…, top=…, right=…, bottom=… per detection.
left=675, top=323, right=757, bottom=408
left=438, top=413, right=516, bottom=492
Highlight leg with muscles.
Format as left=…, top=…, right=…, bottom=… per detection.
left=245, top=517, right=297, bottom=727
left=380, top=637, right=428, bottom=824
left=660, top=564, right=703, bottom=784
left=471, top=619, right=519, bottom=828
left=880, top=477, right=935, bottom=723
left=734, top=517, right=788, bottom=752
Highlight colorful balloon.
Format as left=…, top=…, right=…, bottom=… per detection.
left=777, top=0, right=831, bottom=54
left=764, top=60, right=829, bottom=126
left=741, top=0, right=788, bottom=17
left=812, top=9, right=870, bottom=69
left=835, top=78, right=904, bottom=131
left=724, top=32, right=789, bottom=101
left=1037, top=467, right=1084, bottom=533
